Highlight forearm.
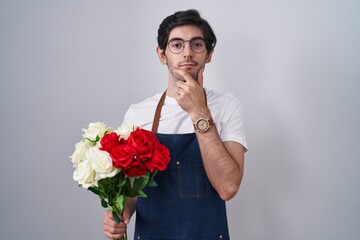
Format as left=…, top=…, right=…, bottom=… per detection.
left=196, top=126, right=243, bottom=201
left=173, top=69, right=245, bottom=200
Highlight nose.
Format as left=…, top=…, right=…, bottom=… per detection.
left=182, top=42, right=193, bottom=58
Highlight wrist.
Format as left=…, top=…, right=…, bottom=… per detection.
left=193, top=117, right=215, bottom=133
left=189, top=107, right=211, bottom=122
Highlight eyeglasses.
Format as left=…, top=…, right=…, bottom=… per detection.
left=167, top=38, right=206, bottom=54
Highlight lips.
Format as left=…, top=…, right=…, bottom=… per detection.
left=180, top=62, right=196, bottom=68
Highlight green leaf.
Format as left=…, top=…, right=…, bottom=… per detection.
left=108, top=191, right=113, bottom=206
left=129, top=177, right=136, bottom=188
left=119, top=178, right=126, bottom=187
left=112, top=211, right=121, bottom=224
left=136, top=175, right=150, bottom=189
left=148, top=170, right=158, bottom=186
left=116, top=195, right=124, bottom=211
left=88, top=187, right=101, bottom=195
left=124, top=176, right=150, bottom=197
left=138, top=190, right=147, bottom=198
left=84, top=138, right=97, bottom=145
left=101, top=199, right=108, bottom=208
left=124, top=188, right=138, bottom=197
left=147, top=178, right=158, bottom=187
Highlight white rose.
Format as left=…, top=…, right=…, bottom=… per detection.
left=69, top=140, right=92, bottom=165
left=115, top=122, right=137, bottom=140
left=86, top=147, right=119, bottom=181
left=73, top=160, right=97, bottom=188
left=82, top=122, right=111, bottom=142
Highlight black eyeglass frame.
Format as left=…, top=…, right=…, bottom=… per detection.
left=167, top=37, right=207, bottom=54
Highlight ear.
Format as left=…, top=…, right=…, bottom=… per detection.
left=156, top=47, right=167, bottom=64
left=205, top=48, right=214, bottom=63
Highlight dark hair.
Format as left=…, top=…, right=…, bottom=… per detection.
left=157, top=9, right=217, bottom=52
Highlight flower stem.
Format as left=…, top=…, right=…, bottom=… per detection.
left=115, top=229, right=127, bottom=240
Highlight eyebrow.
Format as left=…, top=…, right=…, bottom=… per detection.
left=168, top=37, right=205, bottom=42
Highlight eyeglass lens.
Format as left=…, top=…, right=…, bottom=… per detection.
left=168, top=38, right=206, bottom=54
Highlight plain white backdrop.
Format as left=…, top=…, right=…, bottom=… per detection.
left=1, top=0, right=359, bottom=239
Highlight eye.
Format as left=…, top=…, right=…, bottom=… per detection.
left=192, top=39, right=205, bottom=49
left=170, top=40, right=183, bottom=49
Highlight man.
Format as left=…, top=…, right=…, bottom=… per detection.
left=103, top=9, right=247, bottom=240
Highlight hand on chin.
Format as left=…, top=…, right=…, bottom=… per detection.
left=177, top=67, right=198, bottom=81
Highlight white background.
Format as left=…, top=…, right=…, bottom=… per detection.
left=1, top=0, right=359, bottom=239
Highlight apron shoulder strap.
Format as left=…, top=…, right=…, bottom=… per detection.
left=151, top=91, right=166, bottom=133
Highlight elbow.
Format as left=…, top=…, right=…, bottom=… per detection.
left=216, top=164, right=244, bottom=201
left=218, top=183, right=240, bottom=201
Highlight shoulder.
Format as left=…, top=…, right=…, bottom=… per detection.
left=205, top=88, right=242, bottom=111
left=127, top=92, right=163, bottom=111
left=206, top=89, right=247, bottom=150
left=205, top=88, right=244, bottom=129
left=123, top=92, right=163, bottom=128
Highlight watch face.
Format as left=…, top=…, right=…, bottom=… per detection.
left=196, top=119, right=209, bottom=132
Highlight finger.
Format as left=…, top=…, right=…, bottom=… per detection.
left=174, top=68, right=194, bottom=83
left=103, top=216, right=123, bottom=227
left=197, top=68, right=204, bottom=87
left=176, top=80, right=188, bottom=92
left=104, top=230, right=125, bottom=240
left=104, top=209, right=118, bottom=223
left=121, top=208, right=130, bottom=224
left=103, top=222, right=127, bottom=239
left=103, top=222, right=127, bottom=233
left=103, top=210, right=122, bottom=227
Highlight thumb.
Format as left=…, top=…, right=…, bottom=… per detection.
left=197, top=68, right=204, bottom=87
left=122, top=208, right=131, bottom=224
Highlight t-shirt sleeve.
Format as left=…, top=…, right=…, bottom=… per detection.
left=120, top=101, right=155, bottom=131
left=219, top=97, right=248, bottom=151
left=122, top=105, right=134, bottom=124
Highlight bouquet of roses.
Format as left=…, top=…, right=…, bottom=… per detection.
left=70, top=122, right=170, bottom=240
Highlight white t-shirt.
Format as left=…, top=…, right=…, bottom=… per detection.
left=123, top=88, right=248, bottom=150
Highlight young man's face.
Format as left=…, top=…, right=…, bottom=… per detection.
left=157, top=25, right=213, bottom=82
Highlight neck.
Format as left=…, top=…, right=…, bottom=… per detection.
left=166, top=88, right=177, bottom=98
left=166, top=74, right=179, bottom=98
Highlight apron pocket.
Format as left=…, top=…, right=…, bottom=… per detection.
left=176, top=158, right=210, bottom=198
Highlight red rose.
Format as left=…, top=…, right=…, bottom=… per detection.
left=144, top=143, right=170, bottom=172
left=123, top=164, right=147, bottom=177
left=127, top=129, right=159, bottom=160
left=110, top=140, right=137, bottom=169
left=99, top=132, right=120, bottom=152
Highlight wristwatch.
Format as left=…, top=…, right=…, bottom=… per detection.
left=193, top=118, right=214, bottom=133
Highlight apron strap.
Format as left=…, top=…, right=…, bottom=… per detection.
left=151, top=91, right=166, bottom=133
left=151, top=89, right=207, bottom=133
